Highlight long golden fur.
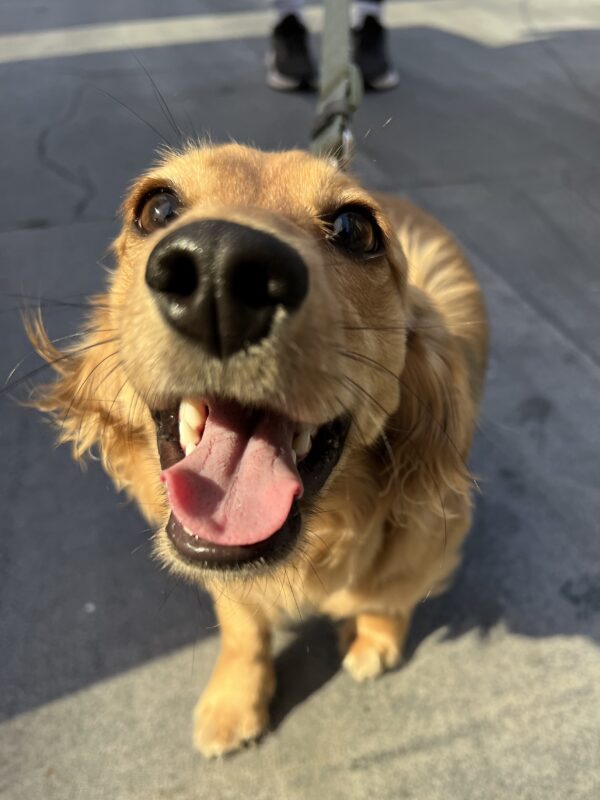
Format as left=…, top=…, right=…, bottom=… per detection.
left=28, top=144, right=487, bottom=757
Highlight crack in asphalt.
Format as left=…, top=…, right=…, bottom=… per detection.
left=36, top=84, right=96, bottom=221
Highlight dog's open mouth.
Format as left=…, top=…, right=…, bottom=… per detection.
left=153, top=398, right=349, bottom=569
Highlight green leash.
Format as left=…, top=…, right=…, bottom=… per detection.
left=310, top=0, right=363, bottom=168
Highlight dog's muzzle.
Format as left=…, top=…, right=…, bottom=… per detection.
left=145, top=220, right=309, bottom=358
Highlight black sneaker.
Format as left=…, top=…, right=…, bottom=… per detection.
left=266, top=14, right=316, bottom=91
left=353, top=15, right=399, bottom=91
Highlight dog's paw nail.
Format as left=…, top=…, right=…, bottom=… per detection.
left=193, top=702, right=269, bottom=758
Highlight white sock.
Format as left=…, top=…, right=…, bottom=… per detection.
left=352, top=1, right=382, bottom=27
left=274, top=0, right=305, bottom=21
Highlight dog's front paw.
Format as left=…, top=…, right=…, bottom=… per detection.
left=193, top=695, right=269, bottom=758
left=342, top=633, right=401, bottom=681
left=340, top=614, right=404, bottom=682
left=193, top=655, right=274, bottom=758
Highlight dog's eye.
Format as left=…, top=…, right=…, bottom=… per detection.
left=329, top=209, right=382, bottom=257
left=136, top=188, right=181, bottom=234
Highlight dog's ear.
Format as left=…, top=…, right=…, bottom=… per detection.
left=25, top=300, right=122, bottom=463
left=24, top=302, right=159, bottom=516
left=385, top=286, right=477, bottom=513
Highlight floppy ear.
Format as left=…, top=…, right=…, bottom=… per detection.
left=24, top=303, right=163, bottom=522
left=384, top=285, right=478, bottom=514
left=24, top=195, right=140, bottom=467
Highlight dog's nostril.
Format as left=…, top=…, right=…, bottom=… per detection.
left=229, top=258, right=307, bottom=312
left=148, top=250, right=199, bottom=297
left=229, top=262, right=279, bottom=309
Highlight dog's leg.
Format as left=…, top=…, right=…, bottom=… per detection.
left=193, top=594, right=275, bottom=758
left=341, top=612, right=410, bottom=682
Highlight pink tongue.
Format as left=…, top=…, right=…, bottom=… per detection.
left=161, top=402, right=303, bottom=546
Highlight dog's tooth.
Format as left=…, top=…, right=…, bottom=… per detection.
left=185, top=442, right=196, bottom=457
left=179, top=418, right=199, bottom=452
left=291, top=450, right=297, bottom=465
left=180, top=398, right=207, bottom=432
left=295, top=423, right=314, bottom=437
left=293, top=429, right=312, bottom=457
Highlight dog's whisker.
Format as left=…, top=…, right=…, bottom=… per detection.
left=74, top=355, right=125, bottom=447
left=283, top=568, right=304, bottom=622
left=336, top=347, right=472, bottom=481
left=158, top=581, right=180, bottom=611
left=133, top=54, right=185, bottom=143
left=341, top=324, right=408, bottom=333
left=3, top=339, right=118, bottom=400
left=341, top=321, right=484, bottom=333
left=304, top=526, right=332, bottom=560
left=296, top=544, right=326, bottom=595
left=130, top=535, right=154, bottom=557
left=92, top=85, right=173, bottom=147
left=100, top=372, right=133, bottom=444
left=341, top=373, right=393, bottom=420
left=1, top=290, right=111, bottom=310
left=5, top=333, right=84, bottom=387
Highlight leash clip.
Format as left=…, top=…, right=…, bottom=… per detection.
left=310, top=63, right=363, bottom=169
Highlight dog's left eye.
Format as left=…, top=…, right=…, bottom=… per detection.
left=136, top=188, right=181, bottom=234
left=328, top=209, right=382, bottom=257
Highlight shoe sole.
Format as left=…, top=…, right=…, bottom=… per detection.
left=265, top=52, right=315, bottom=92
left=364, top=69, right=400, bottom=91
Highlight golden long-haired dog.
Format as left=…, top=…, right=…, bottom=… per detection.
left=28, top=144, right=487, bottom=757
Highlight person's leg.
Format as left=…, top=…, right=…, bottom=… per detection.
left=274, top=0, right=305, bottom=17
left=353, top=0, right=383, bottom=27
left=353, top=0, right=399, bottom=90
left=266, top=0, right=316, bottom=91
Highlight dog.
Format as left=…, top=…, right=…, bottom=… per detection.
left=28, top=143, right=488, bottom=758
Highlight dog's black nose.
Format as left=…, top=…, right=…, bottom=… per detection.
left=145, top=220, right=309, bottom=358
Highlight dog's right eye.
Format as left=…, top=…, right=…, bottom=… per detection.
left=135, top=188, right=181, bottom=234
